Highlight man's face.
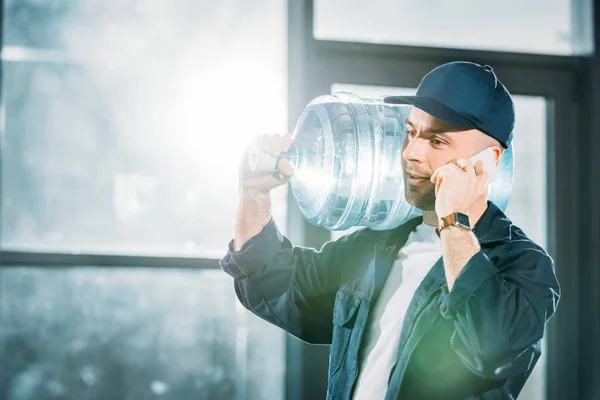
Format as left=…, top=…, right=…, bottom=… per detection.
left=401, top=107, right=496, bottom=211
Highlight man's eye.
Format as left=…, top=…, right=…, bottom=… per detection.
left=431, top=139, right=446, bottom=146
left=407, top=131, right=415, bottom=139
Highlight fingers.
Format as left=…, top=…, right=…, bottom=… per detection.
left=242, top=171, right=289, bottom=192
left=241, top=133, right=294, bottom=194
left=454, top=158, right=475, bottom=176
left=281, top=133, right=294, bottom=152
left=430, top=160, right=474, bottom=197
left=264, top=134, right=283, bottom=157
left=430, top=162, right=459, bottom=184
left=277, top=158, right=295, bottom=178
left=477, top=163, right=489, bottom=190
left=473, top=160, right=484, bottom=176
left=258, top=133, right=294, bottom=158
left=435, top=173, right=443, bottom=196
left=431, top=159, right=475, bottom=184
left=430, top=167, right=447, bottom=196
left=255, top=134, right=271, bottom=150
left=430, top=164, right=448, bottom=183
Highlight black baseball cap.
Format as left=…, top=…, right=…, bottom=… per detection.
left=384, top=61, right=515, bottom=148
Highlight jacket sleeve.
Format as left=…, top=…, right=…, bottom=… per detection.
left=219, top=219, right=362, bottom=344
left=438, top=244, right=560, bottom=379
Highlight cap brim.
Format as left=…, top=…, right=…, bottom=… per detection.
left=384, top=95, right=478, bottom=130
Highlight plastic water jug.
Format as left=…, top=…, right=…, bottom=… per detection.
left=249, top=92, right=514, bottom=231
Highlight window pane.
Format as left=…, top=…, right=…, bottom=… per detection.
left=2, top=1, right=149, bottom=50
left=330, top=84, right=548, bottom=399
left=3, top=0, right=73, bottom=49
left=0, top=267, right=284, bottom=400
left=501, top=96, right=547, bottom=400
left=1, top=0, right=287, bottom=256
left=315, top=0, right=593, bottom=55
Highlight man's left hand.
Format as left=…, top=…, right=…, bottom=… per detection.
left=430, top=159, right=489, bottom=218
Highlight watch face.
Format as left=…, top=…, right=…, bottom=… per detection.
left=455, top=212, right=470, bottom=228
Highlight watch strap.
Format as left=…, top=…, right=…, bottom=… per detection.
left=436, top=212, right=471, bottom=237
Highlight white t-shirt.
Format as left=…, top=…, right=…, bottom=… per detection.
left=353, top=223, right=442, bottom=400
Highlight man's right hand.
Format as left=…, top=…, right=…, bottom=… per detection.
left=234, top=133, right=294, bottom=251
left=239, top=133, right=295, bottom=199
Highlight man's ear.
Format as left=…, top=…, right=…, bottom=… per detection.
left=492, top=146, right=503, bottom=164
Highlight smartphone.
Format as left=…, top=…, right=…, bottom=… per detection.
left=469, top=147, right=499, bottom=183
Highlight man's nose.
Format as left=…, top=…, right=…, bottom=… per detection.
left=402, top=137, right=427, bottom=163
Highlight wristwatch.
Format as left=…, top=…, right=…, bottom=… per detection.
left=436, top=212, right=471, bottom=237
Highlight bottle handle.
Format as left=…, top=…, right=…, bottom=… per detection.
left=248, top=138, right=280, bottom=173
left=248, top=139, right=298, bottom=173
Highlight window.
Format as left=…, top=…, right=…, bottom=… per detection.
left=315, top=0, right=593, bottom=55
left=1, top=0, right=288, bottom=257
left=0, top=267, right=285, bottom=399
left=1, top=1, right=288, bottom=399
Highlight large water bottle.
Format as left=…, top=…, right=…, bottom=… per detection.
left=249, top=92, right=514, bottom=231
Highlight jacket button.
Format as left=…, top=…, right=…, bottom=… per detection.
left=385, top=245, right=394, bottom=252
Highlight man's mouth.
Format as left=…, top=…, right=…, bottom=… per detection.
left=406, top=171, right=429, bottom=179
left=406, top=171, right=430, bottom=183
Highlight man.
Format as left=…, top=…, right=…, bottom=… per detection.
left=220, top=61, right=560, bottom=399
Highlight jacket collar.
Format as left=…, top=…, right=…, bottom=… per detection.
left=369, top=201, right=512, bottom=249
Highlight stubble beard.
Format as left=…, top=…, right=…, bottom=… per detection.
left=403, top=175, right=436, bottom=211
